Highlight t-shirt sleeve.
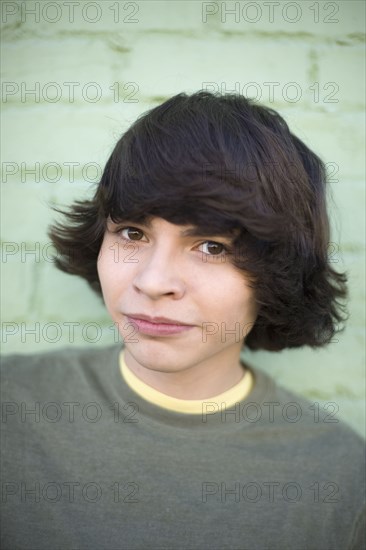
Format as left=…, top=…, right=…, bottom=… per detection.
left=348, top=505, right=366, bottom=550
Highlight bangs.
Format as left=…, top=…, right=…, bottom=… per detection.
left=97, top=93, right=291, bottom=243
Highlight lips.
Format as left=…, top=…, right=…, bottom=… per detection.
left=124, top=313, right=193, bottom=326
left=124, top=313, right=195, bottom=336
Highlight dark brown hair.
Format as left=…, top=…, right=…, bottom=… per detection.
left=48, top=91, right=349, bottom=352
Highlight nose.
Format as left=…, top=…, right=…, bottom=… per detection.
left=132, top=245, right=186, bottom=300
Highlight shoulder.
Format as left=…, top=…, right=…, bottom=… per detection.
left=251, top=365, right=365, bottom=464
left=1, top=343, right=120, bottom=371
left=0, top=344, right=121, bottom=400
left=252, top=366, right=365, bottom=533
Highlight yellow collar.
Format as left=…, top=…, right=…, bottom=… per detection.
left=119, top=350, right=254, bottom=415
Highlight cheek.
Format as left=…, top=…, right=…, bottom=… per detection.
left=96, top=242, right=109, bottom=286
left=97, top=241, right=120, bottom=297
left=200, top=277, right=246, bottom=316
left=221, top=279, right=257, bottom=320
left=97, top=242, right=138, bottom=305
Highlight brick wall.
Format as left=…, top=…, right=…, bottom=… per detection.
left=1, top=0, right=365, bottom=436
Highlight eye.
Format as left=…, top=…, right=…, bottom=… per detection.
left=198, top=241, right=228, bottom=257
left=119, top=227, right=146, bottom=241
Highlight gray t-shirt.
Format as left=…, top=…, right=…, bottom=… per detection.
left=1, top=344, right=365, bottom=550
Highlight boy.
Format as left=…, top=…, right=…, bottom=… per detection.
left=1, top=91, right=365, bottom=549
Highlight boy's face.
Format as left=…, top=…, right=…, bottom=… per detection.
left=97, top=216, right=259, bottom=375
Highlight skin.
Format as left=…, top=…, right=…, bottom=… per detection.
left=97, top=216, right=260, bottom=400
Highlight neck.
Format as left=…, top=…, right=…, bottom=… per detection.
left=123, top=347, right=247, bottom=400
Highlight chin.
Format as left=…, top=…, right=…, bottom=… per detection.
left=125, top=342, right=195, bottom=373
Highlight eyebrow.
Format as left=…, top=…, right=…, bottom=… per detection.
left=131, top=218, right=239, bottom=240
